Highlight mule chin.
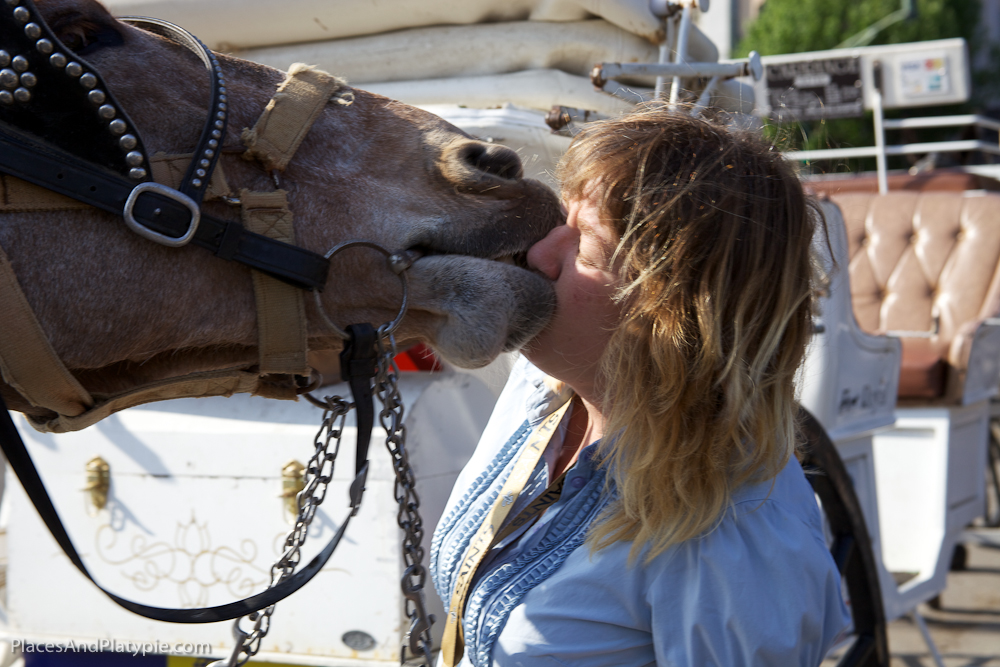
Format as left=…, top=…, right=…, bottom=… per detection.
left=407, top=255, right=555, bottom=368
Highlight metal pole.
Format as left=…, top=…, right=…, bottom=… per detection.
left=874, top=88, right=888, bottom=194
left=658, top=14, right=677, bottom=100
left=668, top=3, right=693, bottom=108
left=692, top=76, right=719, bottom=117
left=909, top=610, right=946, bottom=667
left=654, top=22, right=670, bottom=99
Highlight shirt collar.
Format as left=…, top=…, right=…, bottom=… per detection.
left=523, top=362, right=574, bottom=425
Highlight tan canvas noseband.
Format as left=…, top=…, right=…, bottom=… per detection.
left=0, top=64, right=350, bottom=433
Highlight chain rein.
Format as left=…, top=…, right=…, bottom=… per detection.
left=376, top=327, right=436, bottom=665
left=215, top=329, right=434, bottom=667
left=214, top=393, right=351, bottom=667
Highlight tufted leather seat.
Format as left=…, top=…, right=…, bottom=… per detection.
left=831, top=192, right=1000, bottom=401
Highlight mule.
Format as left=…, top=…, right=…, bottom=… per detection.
left=0, top=0, right=562, bottom=422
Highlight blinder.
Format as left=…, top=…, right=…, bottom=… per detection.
left=0, top=0, right=151, bottom=179
left=0, top=0, right=329, bottom=291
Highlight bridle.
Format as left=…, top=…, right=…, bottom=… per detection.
left=0, top=1, right=434, bottom=665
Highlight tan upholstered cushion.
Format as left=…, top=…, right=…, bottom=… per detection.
left=831, top=192, right=1000, bottom=401
left=806, top=169, right=993, bottom=198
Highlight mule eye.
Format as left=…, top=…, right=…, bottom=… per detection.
left=58, top=28, right=85, bottom=52
left=54, top=21, right=124, bottom=55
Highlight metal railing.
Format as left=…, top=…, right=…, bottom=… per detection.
left=786, top=109, right=1000, bottom=193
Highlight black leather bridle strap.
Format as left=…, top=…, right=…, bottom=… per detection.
left=340, top=323, right=378, bottom=515
left=120, top=16, right=226, bottom=206
left=0, top=376, right=378, bottom=622
left=340, top=323, right=377, bottom=477
left=0, top=126, right=328, bottom=290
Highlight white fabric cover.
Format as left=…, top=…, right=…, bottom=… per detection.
left=418, top=105, right=572, bottom=188
left=103, top=0, right=673, bottom=50
left=240, top=20, right=662, bottom=84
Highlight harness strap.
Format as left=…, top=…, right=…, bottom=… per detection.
left=0, top=230, right=310, bottom=434
left=242, top=64, right=348, bottom=172
left=0, top=127, right=328, bottom=290
left=0, top=247, right=93, bottom=417
left=0, top=174, right=89, bottom=211
left=241, top=189, right=309, bottom=376
left=238, top=64, right=352, bottom=378
left=27, top=366, right=262, bottom=433
left=149, top=152, right=233, bottom=200
left=0, top=153, right=231, bottom=212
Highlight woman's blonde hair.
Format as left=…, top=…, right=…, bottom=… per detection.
left=556, top=108, right=821, bottom=562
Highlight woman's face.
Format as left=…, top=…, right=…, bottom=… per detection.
left=522, top=195, right=622, bottom=401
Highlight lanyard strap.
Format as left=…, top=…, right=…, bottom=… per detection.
left=491, top=470, right=567, bottom=547
left=440, top=400, right=572, bottom=667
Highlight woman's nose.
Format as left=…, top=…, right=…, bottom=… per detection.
left=527, top=225, right=570, bottom=281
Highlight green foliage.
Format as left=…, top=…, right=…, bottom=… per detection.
left=735, top=0, right=981, bottom=59
left=734, top=0, right=997, bottom=172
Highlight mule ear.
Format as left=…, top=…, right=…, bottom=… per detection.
left=37, top=0, right=124, bottom=55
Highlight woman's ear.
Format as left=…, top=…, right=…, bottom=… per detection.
left=37, top=0, right=125, bottom=55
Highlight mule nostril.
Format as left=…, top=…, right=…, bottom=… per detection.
left=459, top=142, right=524, bottom=181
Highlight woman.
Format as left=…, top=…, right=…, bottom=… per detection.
left=430, top=108, right=850, bottom=666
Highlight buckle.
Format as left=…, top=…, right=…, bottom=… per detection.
left=123, top=182, right=200, bottom=247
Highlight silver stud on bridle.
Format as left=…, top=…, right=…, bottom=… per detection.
left=0, top=0, right=152, bottom=177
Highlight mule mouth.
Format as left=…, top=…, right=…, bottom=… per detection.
left=404, top=246, right=531, bottom=271
left=403, top=253, right=556, bottom=368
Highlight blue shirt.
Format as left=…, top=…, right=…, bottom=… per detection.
left=431, top=356, right=850, bottom=667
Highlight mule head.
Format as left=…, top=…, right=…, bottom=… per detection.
left=3, top=0, right=561, bottom=412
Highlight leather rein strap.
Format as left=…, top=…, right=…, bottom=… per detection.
left=0, top=126, right=327, bottom=289
left=0, top=324, right=379, bottom=624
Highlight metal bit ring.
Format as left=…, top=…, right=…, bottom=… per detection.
left=314, top=240, right=410, bottom=340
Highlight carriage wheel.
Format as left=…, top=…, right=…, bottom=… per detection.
left=985, top=420, right=1000, bottom=528
left=798, top=407, right=890, bottom=667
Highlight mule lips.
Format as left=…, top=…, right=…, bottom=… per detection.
left=0, top=65, right=354, bottom=433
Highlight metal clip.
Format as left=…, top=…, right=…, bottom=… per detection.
left=349, top=461, right=369, bottom=515
left=402, top=568, right=435, bottom=633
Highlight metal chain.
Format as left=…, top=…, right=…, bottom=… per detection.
left=210, top=396, right=352, bottom=667
left=212, top=330, right=434, bottom=667
left=374, top=326, right=435, bottom=666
